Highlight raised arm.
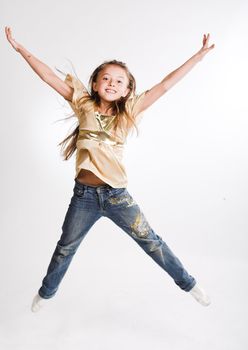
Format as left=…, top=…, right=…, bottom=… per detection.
left=5, top=26, right=73, bottom=101
left=138, top=33, right=215, bottom=113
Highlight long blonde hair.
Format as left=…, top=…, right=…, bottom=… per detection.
left=58, top=60, right=139, bottom=160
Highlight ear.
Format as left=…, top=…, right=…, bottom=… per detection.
left=122, top=87, right=130, bottom=97
left=92, top=82, right=97, bottom=92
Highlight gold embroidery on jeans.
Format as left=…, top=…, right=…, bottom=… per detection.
left=108, top=195, right=135, bottom=207
left=130, top=212, right=150, bottom=238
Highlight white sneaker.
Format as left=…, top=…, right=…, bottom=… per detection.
left=31, top=294, right=49, bottom=313
left=189, top=284, right=211, bottom=306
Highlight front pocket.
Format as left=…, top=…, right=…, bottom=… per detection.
left=108, top=189, right=136, bottom=207
left=74, top=187, right=85, bottom=197
left=110, top=187, right=127, bottom=196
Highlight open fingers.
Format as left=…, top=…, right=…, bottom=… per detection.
left=203, top=33, right=210, bottom=45
left=8, top=27, right=12, bottom=38
left=5, top=26, right=11, bottom=39
left=6, top=26, right=14, bottom=41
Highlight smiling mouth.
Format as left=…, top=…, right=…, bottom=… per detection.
left=105, top=89, right=116, bottom=94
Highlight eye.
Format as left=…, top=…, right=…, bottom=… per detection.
left=117, top=80, right=123, bottom=84
left=103, top=77, right=108, bottom=80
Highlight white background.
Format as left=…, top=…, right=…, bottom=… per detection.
left=1, top=0, right=248, bottom=349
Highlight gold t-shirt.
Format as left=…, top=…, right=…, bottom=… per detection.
left=63, top=73, right=147, bottom=188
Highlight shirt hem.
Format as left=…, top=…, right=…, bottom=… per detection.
left=74, top=166, right=128, bottom=189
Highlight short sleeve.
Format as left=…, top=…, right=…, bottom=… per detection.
left=64, top=73, right=89, bottom=114
left=125, top=90, right=148, bottom=124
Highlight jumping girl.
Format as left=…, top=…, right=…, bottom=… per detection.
left=5, top=26, right=215, bottom=312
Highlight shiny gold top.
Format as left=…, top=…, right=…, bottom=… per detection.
left=78, top=112, right=123, bottom=146
left=63, top=73, right=147, bottom=188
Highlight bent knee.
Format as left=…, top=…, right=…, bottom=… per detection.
left=55, top=243, right=77, bottom=259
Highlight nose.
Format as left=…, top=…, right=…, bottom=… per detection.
left=109, top=80, right=115, bottom=87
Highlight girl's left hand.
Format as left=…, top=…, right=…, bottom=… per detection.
left=197, top=33, right=215, bottom=60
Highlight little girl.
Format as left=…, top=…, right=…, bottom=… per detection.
left=5, top=27, right=215, bottom=312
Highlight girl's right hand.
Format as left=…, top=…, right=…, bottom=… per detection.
left=5, top=26, right=21, bottom=52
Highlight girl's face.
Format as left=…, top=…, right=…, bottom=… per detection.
left=93, top=65, right=130, bottom=103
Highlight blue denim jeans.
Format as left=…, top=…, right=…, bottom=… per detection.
left=38, top=179, right=196, bottom=298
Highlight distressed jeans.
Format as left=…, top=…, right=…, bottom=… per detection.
left=38, top=178, right=196, bottom=298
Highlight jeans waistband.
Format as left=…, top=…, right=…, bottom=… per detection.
left=74, top=178, right=113, bottom=190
